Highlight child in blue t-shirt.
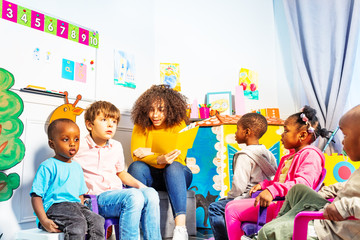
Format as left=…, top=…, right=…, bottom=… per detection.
left=30, top=118, right=105, bottom=240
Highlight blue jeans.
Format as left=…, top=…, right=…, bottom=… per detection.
left=128, top=161, right=193, bottom=216
left=42, top=202, right=105, bottom=240
left=97, top=187, right=161, bottom=240
left=208, top=198, right=233, bottom=240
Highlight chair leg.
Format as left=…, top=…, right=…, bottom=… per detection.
left=114, top=225, right=120, bottom=240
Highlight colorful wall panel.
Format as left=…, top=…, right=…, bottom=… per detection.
left=187, top=124, right=285, bottom=228
left=323, top=153, right=360, bottom=186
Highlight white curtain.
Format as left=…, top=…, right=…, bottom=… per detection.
left=276, top=0, right=360, bottom=153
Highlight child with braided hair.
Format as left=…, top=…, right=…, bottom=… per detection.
left=224, top=105, right=330, bottom=240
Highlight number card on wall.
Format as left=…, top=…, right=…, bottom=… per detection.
left=0, top=0, right=99, bottom=48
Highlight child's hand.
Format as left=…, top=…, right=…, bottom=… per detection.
left=249, top=184, right=262, bottom=196
left=41, top=218, right=61, bottom=233
left=254, top=189, right=273, bottom=207
left=133, top=148, right=154, bottom=159
left=323, top=203, right=344, bottom=221
left=157, top=150, right=181, bottom=165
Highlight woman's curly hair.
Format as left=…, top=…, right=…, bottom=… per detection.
left=131, top=85, right=189, bottom=131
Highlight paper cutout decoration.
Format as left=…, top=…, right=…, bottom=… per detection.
left=1, top=0, right=99, bottom=48
left=17, top=6, right=31, bottom=28
left=151, top=126, right=199, bottom=154
left=31, top=11, right=44, bottom=31
left=114, top=50, right=136, bottom=88
left=239, top=68, right=259, bottom=100
left=62, top=59, right=75, bottom=80
left=49, top=91, right=84, bottom=123
left=0, top=67, right=25, bottom=201
left=160, top=63, right=181, bottom=91
left=75, top=63, right=87, bottom=83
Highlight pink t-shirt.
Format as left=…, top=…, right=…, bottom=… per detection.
left=73, top=134, right=125, bottom=195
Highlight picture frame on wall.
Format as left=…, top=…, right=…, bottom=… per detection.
left=206, top=91, right=232, bottom=115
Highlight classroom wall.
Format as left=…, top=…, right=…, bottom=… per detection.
left=0, top=0, right=294, bottom=239
left=153, top=0, right=296, bottom=117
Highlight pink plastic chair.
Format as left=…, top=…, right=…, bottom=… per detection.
left=241, top=168, right=327, bottom=236
left=292, top=211, right=357, bottom=240
left=85, top=194, right=120, bottom=240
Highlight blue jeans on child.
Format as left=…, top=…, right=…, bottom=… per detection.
left=42, top=202, right=105, bottom=240
left=97, top=187, right=161, bottom=240
left=128, top=161, right=193, bottom=216
left=208, top=198, right=234, bottom=240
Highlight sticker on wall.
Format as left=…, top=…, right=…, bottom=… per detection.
left=114, top=50, right=136, bottom=88
left=0, top=68, right=25, bottom=202
left=45, top=51, right=51, bottom=63
left=33, top=47, right=40, bottom=60
left=160, top=63, right=181, bottom=92
left=239, top=68, right=259, bottom=100
left=62, top=59, right=75, bottom=80
left=75, top=62, right=87, bottom=83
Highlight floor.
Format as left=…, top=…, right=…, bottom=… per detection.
left=189, top=228, right=214, bottom=240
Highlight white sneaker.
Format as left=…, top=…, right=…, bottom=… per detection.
left=172, top=226, right=188, bottom=240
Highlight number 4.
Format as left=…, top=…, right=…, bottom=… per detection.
left=21, top=13, right=28, bottom=23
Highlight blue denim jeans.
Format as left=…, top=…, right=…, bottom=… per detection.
left=128, top=161, right=193, bottom=216
left=208, top=198, right=233, bottom=240
left=42, top=202, right=105, bottom=240
left=97, top=187, right=161, bottom=240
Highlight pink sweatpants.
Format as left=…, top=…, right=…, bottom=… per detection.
left=224, top=198, right=283, bottom=240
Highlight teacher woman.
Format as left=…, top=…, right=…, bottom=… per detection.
left=128, top=84, right=193, bottom=240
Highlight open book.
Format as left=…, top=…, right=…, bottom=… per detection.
left=151, top=123, right=199, bottom=154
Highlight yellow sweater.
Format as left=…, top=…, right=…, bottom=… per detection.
left=131, top=121, right=187, bottom=169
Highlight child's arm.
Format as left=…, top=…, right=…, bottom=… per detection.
left=323, top=203, right=345, bottom=221
left=249, top=184, right=263, bottom=196
left=318, top=182, right=345, bottom=199
left=117, top=170, right=147, bottom=188
left=79, top=195, right=84, bottom=204
left=31, top=195, right=61, bottom=233
left=265, top=150, right=323, bottom=198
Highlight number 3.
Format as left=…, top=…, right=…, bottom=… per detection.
left=6, top=8, right=13, bottom=19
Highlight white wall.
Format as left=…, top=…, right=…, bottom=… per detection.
left=1, top=1, right=291, bottom=239
left=154, top=0, right=290, bottom=115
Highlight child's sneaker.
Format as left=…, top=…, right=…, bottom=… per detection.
left=172, top=226, right=188, bottom=240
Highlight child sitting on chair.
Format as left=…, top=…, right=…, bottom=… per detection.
left=73, top=101, right=161, bottom=240
left=257, top=104, right=360, bottom=240
left=30, top=118, right=105, bottom=240
left=208, top=113, right=278, bottom=240
left=225, top=106, right=329, bottom=240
